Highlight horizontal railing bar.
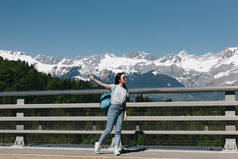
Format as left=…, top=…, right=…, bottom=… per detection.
left=0, top=103, right=100, bottom=109
left=1, top=101, right=238, bottom=109
left=0, top=130, right=134, bottom=134
left=0, top=116, right=105, bottom=121
left=1, top=116, right=238, bottom=121
left=0, top=130, right=238, bottom=135
left=129, top=86, right=238, bottom=94
left=130, top=86, right=238, bottom=94
left=0, top=89, right=105, bottom=97
left=1, top=86, right=238, bottom=97
left=130, top=116, right=236, bottom=121
left=142, top=131, right=238, bottom=135
left=130, top=101, right=238, bottom=107
left=0, top=103, right=99, bottom=109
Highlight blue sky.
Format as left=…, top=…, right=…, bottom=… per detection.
left=0, top=0, right=238, bottom=58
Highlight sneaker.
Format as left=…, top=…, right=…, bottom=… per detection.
left=95, top=142, right=101, bottom=154
left=114, top=146, right=120, bottom=156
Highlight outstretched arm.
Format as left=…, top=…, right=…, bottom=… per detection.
left=89, top=75, right=111, bottom=89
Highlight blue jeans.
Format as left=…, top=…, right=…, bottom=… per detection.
left=98, top=104, right=125, bottom=146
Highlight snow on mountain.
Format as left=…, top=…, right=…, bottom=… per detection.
left=35, top=55, right=65, bottom=64
left=1, top=47, right=238, bottom=87
left=155, top=50, right=219, bottom=72
left=0, top=50, right=35, bottom=64
left=215, top=47, right=238, bottom=67
left=0, top=50, right=56, bottom=74
left=152, top=70, right=160, bottom=75
left=98, top=53, right=152, bottom=74
left=123, top=51, right=159, bottom=61
left=225, top=80, right=236, bottom=85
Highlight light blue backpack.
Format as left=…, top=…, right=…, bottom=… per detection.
left=100, top=86, right=116, bottom=112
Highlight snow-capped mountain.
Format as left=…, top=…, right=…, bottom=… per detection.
left=1, top=47, right=238, bottom=87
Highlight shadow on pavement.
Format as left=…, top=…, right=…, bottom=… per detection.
left=121, top=147, right=147, bottom=154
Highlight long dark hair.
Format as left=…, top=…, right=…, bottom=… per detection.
left=115, top=72, right=128, bottom=90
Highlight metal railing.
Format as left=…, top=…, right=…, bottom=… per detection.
left=0, top=86, right=238, bottom=150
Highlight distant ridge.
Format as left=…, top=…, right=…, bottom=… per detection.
left=1, top=47, right=238, bottom=87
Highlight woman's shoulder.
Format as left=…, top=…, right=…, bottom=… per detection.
left=109, top=84, right=117, bottom=90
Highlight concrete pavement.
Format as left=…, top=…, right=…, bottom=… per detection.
left=0, top=146, right=238, bottom=159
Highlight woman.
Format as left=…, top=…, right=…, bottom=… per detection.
left=89, top=72, right=128, bottom=156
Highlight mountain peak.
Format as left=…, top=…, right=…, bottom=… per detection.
left=0, top=50, right=28, bottom=56
left=228, top=47, right=238, bottom=52
left=124, top=51, right=158, bottom=61
left=1, top=47, right=238, bottom=87
left=35, top=55, right=65, bottom=64
left=0, top=50, right=34, bottom=63
left=177, top=50, right=189, bottom=57
left=203, top=52, right=215, bottom=57
left=219, top=47, right=238, bottom=59
left=101, top=53, right=116, bottom=58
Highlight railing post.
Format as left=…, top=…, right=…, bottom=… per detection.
left=13, top=99, right=25, bottom=147
left=223, top=91, right=237, bottom=151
